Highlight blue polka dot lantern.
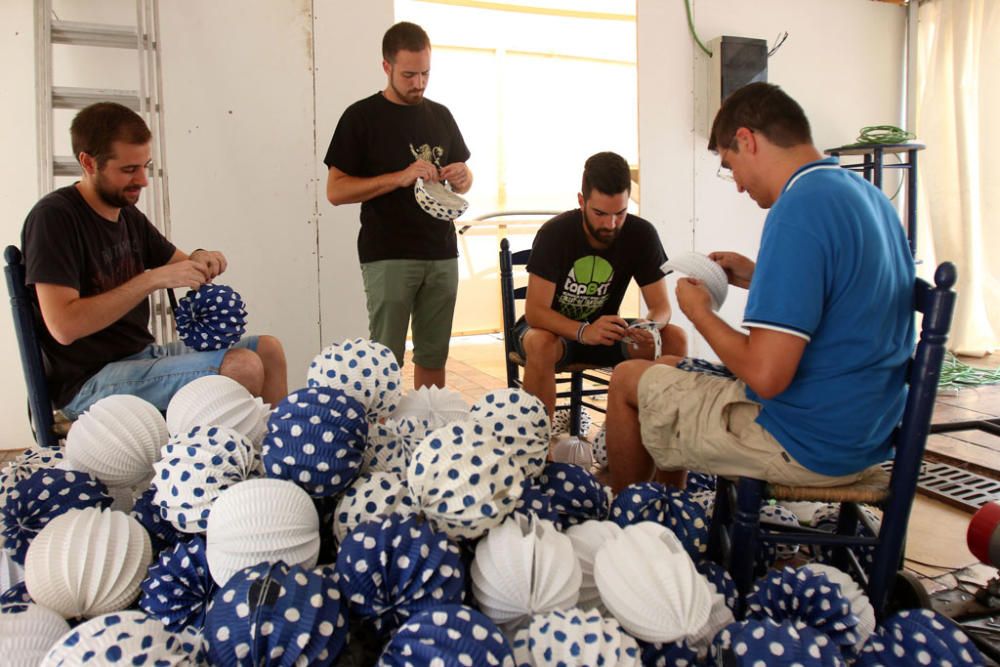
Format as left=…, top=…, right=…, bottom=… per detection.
left=470, top=388, right=551, bottom=478
left=42, top=610, right=201, bottom=666
left=336, top=513, right=466, bottom=635
left=564, top=520, right=624, bottom=613
left=139, top=535, right=216, bottom=633
left=514, top=478, right=560, bottom=524
left=537, top=462, right=612, bottom=529
left=332, top=472, right=415, bottom=542
left=812, top=502, right=881, bottom=571
left=695, top=560, right=738, bottom=611
left=1, top=468, right=112, bottom=565
left=263, top=387, right=368, bottom=497
left=130, top=486, right=183, bottom=555
left=855, top=608, right=985, bottom=666
left=471, top=514, right=582, bottom=631
left=377, top=604, right=515, bottom=667
left=592, top=423, right=608, bottom=468
left=0, top=602, right=70, bottom=666
left=711, top=618, right=846, bottom=666
left=206, top=478, right=320, bottom=586
left=551, top=406, right=592, bottom=438
left=610, top=482, right=709, bottom=560
left=407, top=420, right=524, bottom=541
left=0, top=581, right=31, bottom=606
left=152, top=424, right=260, bottom=534
left=746, top=565, right=861, bottom=652
left=757, top=503, right=802, bottom=565
left=362, top=419, right=412, bottom=476
left=25, top=507, right=152, bottom=619
left=175, top=283, right=247, bottom=351
left=511, top=607, right=641, bottom=667
left=0, top=447, right=64, bottom=507
left=204, top=561, right=348, bottom=667
left=805, top=563, right=876, bottom=650
left=307, top=338, right=402, bottom=422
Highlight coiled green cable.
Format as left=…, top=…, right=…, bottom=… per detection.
left=938, top=352, right=1000, bottom=391
left=856, top=125, right=916, bottom=145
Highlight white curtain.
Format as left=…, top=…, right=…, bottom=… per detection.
left=915, top=0, right=1000, bottom=355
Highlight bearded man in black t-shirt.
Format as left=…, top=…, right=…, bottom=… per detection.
left=516, top=152, right=687, bottom=419
left=21, top=102, right=287, bottom=420
left=324, top=21, right=472, bottom=390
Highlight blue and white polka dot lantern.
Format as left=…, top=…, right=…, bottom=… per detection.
left=812, top=503, right=881, bottom=570
left=139, top=535, right=216, bottom=633
left=1, top=468, right=111, bottom=565
left=393, top=386, right=470, bottom=431
left=0, top=602, right=70, bottom=667
left=805, top=563, right=876, bottom=650
left=332, top=472, right=415, bottom=542
left=175, top=283, right=247, bottom=351
left=362, top=419, right=412, bottom=476
left=470, top=389, right=551, bottom=478
left=551, top=407, right=592, bottom=438
left=514, top=479, right=560, bottom=524
left=307, top=338, right=402, bottom=422
left=0, top=582, right=31, bottom=606
left=639, top=637, right=701, bottom=667
left=537, top=462, right=612, bottom=529
left=610, top=482, right=709, bottom=560
left=758, top=503, right=802, bottom=565
left=204, top=561, right=348, bottom=667
left=472, top=514, right=581, bottom=631
left=130, top=487, right=183, bottom=555
left=407, top=420, right=525, bottom=541
left=43, top=610, right=201, bottom=666
left=695, top=560, right=738, bottom=611
left=263, top=387, right=368, bottom=497
left=206, top=478, right=320, bottom=586
left=564, top=520, right=624, bottom=613
left=377, top=604, right=515, bottom=667
left=747, top=565, right=860, bottom=652
left=592, top=424, right=608, bottom=468
left=511, top=607, right=641, bottom=667
left=0, top=448, right=64, bottom=506
left=711, top=618, right=846, bottom=666
left=152, top=424, right=260, bottom=533
left=855, top=608, right=985, bottom=666
left=336, top=513, right=466, bottom=635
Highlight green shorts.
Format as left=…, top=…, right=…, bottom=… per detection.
left=360, top=258, right=458, bottom=369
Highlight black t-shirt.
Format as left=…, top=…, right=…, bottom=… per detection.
left=21, top=185, right=176, bottom=407
left=324, top=92, right=471, bottom=263
left=526, top=209, right=668, bottom=322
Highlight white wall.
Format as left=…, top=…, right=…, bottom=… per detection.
left=637, top=0, right=906, bottom=358
left=0, top=0, right=904, bottom=444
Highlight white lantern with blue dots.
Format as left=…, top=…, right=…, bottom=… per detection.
left=332, top=472, right=415, bottom=542
left=470, top=388, right=550, bottom=478
left=307, top=338, right=402, bottom=422
left=263, top=387, right=368, bottom=497
left=42, top=610, right=201, bottom=666
left=511, top=607, right=641, bottom=667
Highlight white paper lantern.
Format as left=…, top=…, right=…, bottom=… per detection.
left=166, top=375, right=269, bottom=446
left=42, top=610, right=198, bottom=666
left=206, top=478, right=320, bottom=586
left=512, top=607, right=641, bottom=667
left=393, top=385, right=470, bottom=429
left=471, top=514, right=581, bottom=632
left=24, top=507, right=152, bottom=619
left=470, top=388, right=550, bottom=478
left=1, top=547, right=24, bottom=595
left=152, top=424, right=260, bottom=534
left=333, top=472, right=416, bottom=542
left=565, top=520, right=623, bottom=612
left=407, top=420, right=524, bottom=541
left=661, top=252, right=728, bottom=311
left=594, top=522, right=713, bottom=644
left=0, top=603, right=72, bottom=667
left=307, top=337, right=402, bottom=421
left=65, top=394, right=167, bottom=488
left=549, top=435, right=594, bottom=468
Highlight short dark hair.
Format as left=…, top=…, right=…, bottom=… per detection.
left=708, top=82, right=812, bottom=152
left=581, top=152, right=632, bottom=200
left=382, top=22, right=430, bottom=63
left=71, top=102, right=151, bottom=168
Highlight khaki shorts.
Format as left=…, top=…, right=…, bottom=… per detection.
left=637, top=365, right=863, bottom=487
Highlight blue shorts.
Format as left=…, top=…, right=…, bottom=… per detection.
left=512, top=316, right=631, bottom=370
left=61, top=336, right=260, bottom=419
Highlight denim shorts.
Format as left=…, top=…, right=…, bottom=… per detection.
left=61, top=336, right=259, bottom=419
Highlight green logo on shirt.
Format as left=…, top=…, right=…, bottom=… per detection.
left=558, top=255, right=614, bottom=320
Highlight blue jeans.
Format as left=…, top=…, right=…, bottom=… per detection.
left=61, top=336, right=260, bottom=419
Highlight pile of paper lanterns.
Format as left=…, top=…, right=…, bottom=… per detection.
left=0, top=336, right=989, bottom=667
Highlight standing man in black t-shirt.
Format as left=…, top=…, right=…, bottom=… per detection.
left=324, top=21, right=471, bottom=390
left=516, top=152, right=686, bottom=418
left=21, top=102, right=287, bottom=420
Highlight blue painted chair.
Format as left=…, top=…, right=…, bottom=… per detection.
left=707, top=262, right=957, bottom=620
left=499, top=238, right=610, bottom=436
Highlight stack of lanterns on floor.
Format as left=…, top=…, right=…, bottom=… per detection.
left=0, top=335, right=988, bottom=665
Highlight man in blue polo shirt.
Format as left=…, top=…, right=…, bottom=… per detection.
left=604, top=82, right=915, bottom=493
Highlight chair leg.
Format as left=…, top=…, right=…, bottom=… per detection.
left=707, top=478, right=733, bottom=564
left=731, top=478, right=765, bottom=618
left=569, top=372, right=583, bottom=436
left=832, top=502, right=861, bottom=573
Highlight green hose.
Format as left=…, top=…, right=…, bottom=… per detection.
left=938, top=352, right=1000, bottom=391
left=684, top=0, right=713, bottom=56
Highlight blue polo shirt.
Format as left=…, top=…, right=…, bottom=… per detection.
left=744, top=157, right=915, bottom=476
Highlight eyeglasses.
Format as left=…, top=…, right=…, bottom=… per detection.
left=716, top=165, right=734, bottom=182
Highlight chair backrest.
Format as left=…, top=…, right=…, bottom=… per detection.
left=869, top=261, right=957, bottom=591
left=4, top=245, right=58, bottom=448
left=499, top=238, right=532, bottom=387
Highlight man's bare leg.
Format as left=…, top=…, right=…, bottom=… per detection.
left=414, top=364, right=445, bottom=389
left=606, top=359, right=658, bottom=493
left=254, top=335, right=288, bottom=405
left=520, top=328, right=564, bottom=419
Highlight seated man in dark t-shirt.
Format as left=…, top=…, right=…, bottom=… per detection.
left=21, top=102, right=288, bottom=420
left=516, top=151, right=687, bottom=421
